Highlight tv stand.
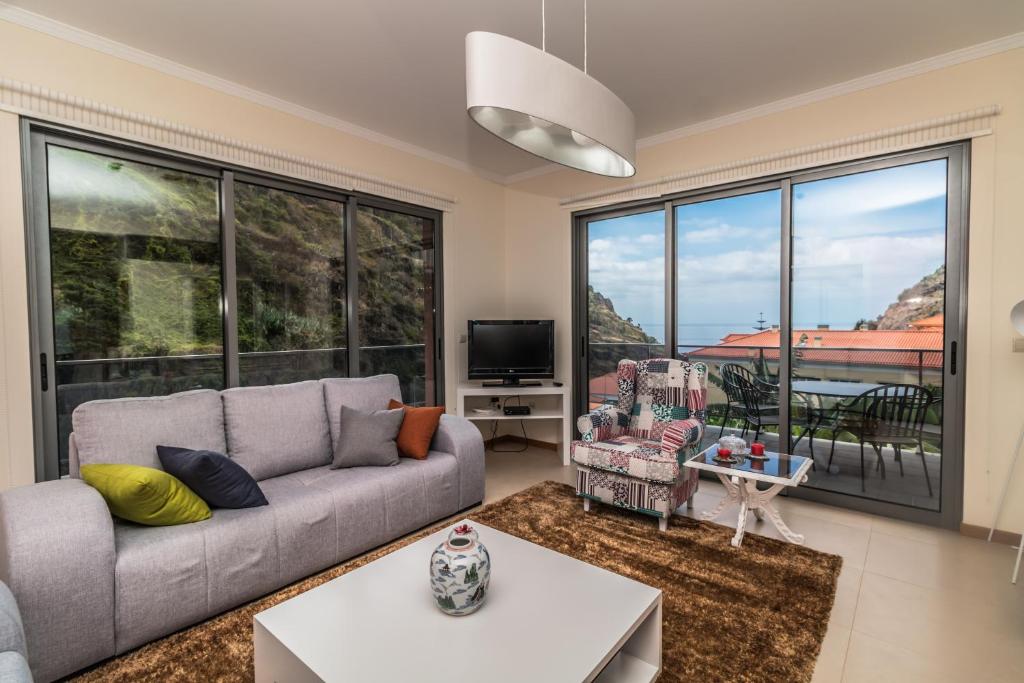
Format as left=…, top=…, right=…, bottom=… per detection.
left=457, top=382, right=572, bottom=465
left=482, top=379, right=542, bottom=387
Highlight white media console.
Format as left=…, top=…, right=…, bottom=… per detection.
left=456, top=382, right=573, bottom=466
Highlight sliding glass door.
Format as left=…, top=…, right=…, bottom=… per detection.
left=356, top=205, right=438, bottom=405
left=789, top=157, right=953, bottom=512
left=26, top=126, right=443, bottom=479
left=675, top=187, right=782, bottom=453
left=33, top=142, right=225, bottom=479
left=574, top=144, right=967, bottom=526
left=582, top=208, right=666, bottom=409
left=234, top=180, right=348, bottom=386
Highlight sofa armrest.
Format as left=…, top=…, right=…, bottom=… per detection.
left=660, top=418, right=705, bottom=460
left=576, top=404, right=627, bottom=443
left=0, top=480, right=116, bottom=682
left=432, top=415, right=485, bottom=508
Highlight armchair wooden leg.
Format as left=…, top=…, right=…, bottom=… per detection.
left=583, top=497, right=591, bottom=512
left=658, top=516, right=668, bottom=532
left=686, top=495, right=695, bottom=510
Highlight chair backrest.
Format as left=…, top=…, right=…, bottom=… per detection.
left=723, top=364, right=778, bottom=415
left=859, top=384, right=933, bottom=434
left=719, top=363, right=746, bottom=403
left=615, top=358, right=707, bottom=440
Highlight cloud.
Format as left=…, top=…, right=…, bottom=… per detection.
left=681, top=223, right=756, bottom=245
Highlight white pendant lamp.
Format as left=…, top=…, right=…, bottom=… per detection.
left=465, top=1, right=636, bottom=177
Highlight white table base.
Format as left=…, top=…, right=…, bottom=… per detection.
left=702, top=474, right=807, bottom=547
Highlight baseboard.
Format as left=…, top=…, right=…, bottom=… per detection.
left=960, top=522, right=1022, bottom=546
left=484, top=435, right=557, bottom=452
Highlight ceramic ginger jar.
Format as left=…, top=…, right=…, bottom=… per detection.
left=429, top=523, right=491, bottom=615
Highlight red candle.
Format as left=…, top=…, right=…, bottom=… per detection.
left=751, top=442, right=765, bottom=456
left=717, top=447, right=732, bottom=459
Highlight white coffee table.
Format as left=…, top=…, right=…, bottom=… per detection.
left=685, top=445, right=813, bottom=548
left=254, top=521, right=662, bottom=683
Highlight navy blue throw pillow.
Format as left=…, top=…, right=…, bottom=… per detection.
left=157, top=446, right=268, bottom=509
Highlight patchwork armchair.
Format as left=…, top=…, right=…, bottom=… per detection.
left=571, top=358, right=707, bottom=531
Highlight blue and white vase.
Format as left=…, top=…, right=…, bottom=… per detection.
left=429, top=523, right=491, bottom=616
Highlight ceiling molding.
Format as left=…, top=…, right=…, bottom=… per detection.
left=0, top=2, right=508, bottom=185
left=560, top=105, right=1000, bottom=208
left=2, top=3, right=1021, bottom=187
left=0, top=76, right=458, bottom=211
left=511, top=31, right=1024, bottom=185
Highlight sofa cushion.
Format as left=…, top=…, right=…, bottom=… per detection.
left=321, top=375, right=401, bottom=455
left=113, top=521, right=209, bottom=652
left=157, top=446, right=268, bottom=509
left=306, top=453, right=460, bottom=550
left=330, top=406, right=404, bottom=468
left=71, top=389, right=226, bottom=473
left=388, top=399, right=444, bottom=459
left=570, top=435, right=680, bottom=484
left=81, top=463, right=211, bottom=526
left=221, top=381, right=331, bottom=480
left=259, top=475, right=338, bottom=584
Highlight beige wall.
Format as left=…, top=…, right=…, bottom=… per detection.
left=0, top=20, right=508, bottom=487
left=2, top=18, right=1023, bottom=533
left=504, top=48, right=1024, bottom=531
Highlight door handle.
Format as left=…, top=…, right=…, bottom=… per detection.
left=950, top=341, right=957, bottom=376
left=40, top=352, right=48, bottom=391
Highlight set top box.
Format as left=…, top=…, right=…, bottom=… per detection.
left=467, top=320, right=554, bottom=386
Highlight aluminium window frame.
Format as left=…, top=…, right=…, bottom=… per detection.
left=571, top=142, right=969, bottom=529
left=21, top=119, right=445, bottom=481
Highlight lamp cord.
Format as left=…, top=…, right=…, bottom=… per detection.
left=542, top=0, right=588, bottom=72
left=541, top=0, right=546, bottom=52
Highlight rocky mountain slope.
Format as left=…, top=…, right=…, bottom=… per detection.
left=875, top=265, right=945, bottom=330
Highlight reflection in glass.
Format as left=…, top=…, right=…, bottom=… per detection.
left=675, top=190, right=782, bottom=450
left=234, top=182, right=347, bottom=386
left=790, top=160, right=947, bottom=511
left=356, top=207, right=436, bottom=405
left=586, top=210, right=665, bottom=408
left=47, top=145, right=224, bottom=475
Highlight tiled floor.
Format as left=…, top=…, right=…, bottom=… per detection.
left=481, top=446, right=1024, bottom=682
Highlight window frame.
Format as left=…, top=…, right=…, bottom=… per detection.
left=22, top=120, right=445, bottom=481
left=571, top=142, right=969, bottom=529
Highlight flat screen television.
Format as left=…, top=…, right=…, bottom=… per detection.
left=467, top=320, right=554, bottom=386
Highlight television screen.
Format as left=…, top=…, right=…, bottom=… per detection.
left=468, top=320, right=554, bottom=382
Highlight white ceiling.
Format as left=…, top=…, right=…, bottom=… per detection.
left=4, top=1, right=1024, bottom=181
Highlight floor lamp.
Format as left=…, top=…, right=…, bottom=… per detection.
left=988, top=299, right=1024, bottom=584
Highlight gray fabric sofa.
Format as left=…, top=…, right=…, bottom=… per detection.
left=0, top=375, right=484, bottom=682
left=0, top=582, right=31, bottom=683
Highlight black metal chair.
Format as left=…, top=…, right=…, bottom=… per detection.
left=719, top=364, right=776, bottom=438
left=721, top=364, right=817, bottom=463
left=837, top=384, right=934, bottom=495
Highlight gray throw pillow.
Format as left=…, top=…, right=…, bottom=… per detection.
left=331, top=405, right=405, bottom=468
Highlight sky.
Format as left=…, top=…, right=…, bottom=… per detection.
left=588, top=159, right=948, bottom=347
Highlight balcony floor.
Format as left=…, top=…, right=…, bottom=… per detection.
left=699, top=427, right=940, bottom=512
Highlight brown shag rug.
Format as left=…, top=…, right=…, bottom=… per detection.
left=71, top=481, right=841, bottom=682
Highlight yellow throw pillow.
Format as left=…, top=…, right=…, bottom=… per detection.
left=81, top=463, right=211, bottom=526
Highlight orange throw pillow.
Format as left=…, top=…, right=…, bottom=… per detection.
left=388, top=399, right=444, bottom=460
